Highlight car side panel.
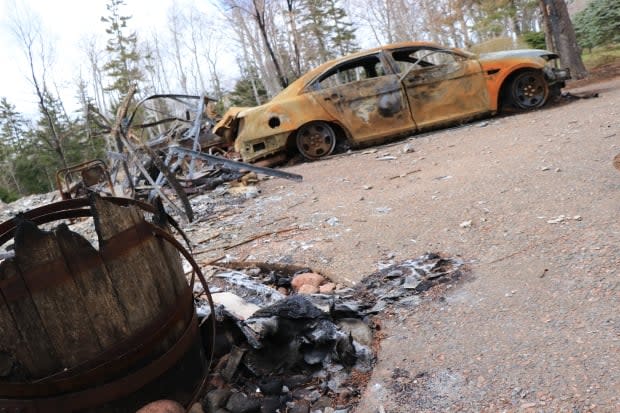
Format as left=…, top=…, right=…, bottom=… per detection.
left=402, top=59, right=490, bottom=129
left=311, top=74, right=417, bottom=144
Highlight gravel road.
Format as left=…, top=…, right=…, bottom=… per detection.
left=197, top=77, right=619, bottom=412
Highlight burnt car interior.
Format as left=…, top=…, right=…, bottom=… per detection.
left=313, top=55, right=387, bottom=90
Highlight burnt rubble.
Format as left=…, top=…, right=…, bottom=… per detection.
left=192, top=254, right=463, bottom=413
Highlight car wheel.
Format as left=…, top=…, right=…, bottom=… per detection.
left=296, top=121, right=337, bottom=160
left=509, top=70, right=549, bottom=110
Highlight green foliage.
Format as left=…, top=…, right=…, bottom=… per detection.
left=574, top=0, right=620, bottom=50
left=299, top=0, right=357, bottom=65
left=229, top=66, right=269, bottom=107
left=101, top=0, right=143, bottom=95
left=0, top=186, right=19, bottom=203
left=522, top=31, right=547, bottom=49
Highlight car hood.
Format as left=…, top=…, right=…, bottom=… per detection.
left=479, top=49, right=559, bottom=61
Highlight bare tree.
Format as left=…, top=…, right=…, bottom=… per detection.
left=8, top=3, right=68, bottom=168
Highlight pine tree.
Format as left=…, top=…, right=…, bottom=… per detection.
left=101, top=0, right=143, bottom=97
left=229, top=65, right=269, bottom=107
left=0, top=97, right=27, bottom=198
left=299, top=0, right=358, bottom=66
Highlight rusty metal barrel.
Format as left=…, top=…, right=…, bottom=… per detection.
left=0, top=196, right=212, bottom=412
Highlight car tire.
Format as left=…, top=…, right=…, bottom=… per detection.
left=509, top=70, right=549, bottom=110
left=295, top=121, right=337, bottom=160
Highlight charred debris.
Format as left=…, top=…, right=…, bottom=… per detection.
left=57, top=88, right=301, bottom=223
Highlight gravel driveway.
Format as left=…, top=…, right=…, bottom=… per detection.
left=191, top=77, right=619, bottom=412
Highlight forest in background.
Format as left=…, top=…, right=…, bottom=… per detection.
left=0, top=0, right=618, bottom=201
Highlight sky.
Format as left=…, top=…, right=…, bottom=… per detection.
left=0, top=0, right=186, bottom=117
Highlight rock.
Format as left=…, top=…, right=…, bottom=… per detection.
left=298, top=284, right=319, bottom=294
left=459, top=220, right=472, bottom=228
left=547, top=215, right=565, bottom=224
left=259, top=378, right=284, bottom=395
left=207, top=389, right=232, bottom=411
left=188, top=403, right=205, bottom=413
left=291, top=273, right=325, bottom=291
left=226, top=392, right=261, bottom=413
left=136, top=400, right=185, bottom=413
left=337, top=319, right=373, bottom=347
left=376, top=155, right=397, bottom=161
left=312, top=396, right=333, bottom=410
left=212, top=292, right=260, bottom=320
left=287, top=400, right=310, bottom=413
left=277, top=287, right=289, bottom=295
left=326, top=217, right=340, bottom=226
left=260, top=396, right=282, bottom=413
left=401, top=143, right=415, bottom=153
left=319, top=282, right=336, bottom=294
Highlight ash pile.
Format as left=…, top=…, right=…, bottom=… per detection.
left=192, top=254, right=463, bottom=413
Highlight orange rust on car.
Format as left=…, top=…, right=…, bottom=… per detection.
left=214, top=41, right=569, bottom=163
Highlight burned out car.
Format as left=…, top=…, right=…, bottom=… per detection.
left=214, top=41, right=570, bottom=163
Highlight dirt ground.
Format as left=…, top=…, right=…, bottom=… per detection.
left=192, top=76, right=619, bottom=412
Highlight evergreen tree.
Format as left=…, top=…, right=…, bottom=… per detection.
left=0, top=97, right=27, bottom=199
left=325, top=0, right=357, bottom=56
left=229, top=65, right=269, bottom=107
left=299, top=0, right=358, bottom=66
left=574, top=0, right=620, bottom=51
left=101, top=0, right=143, bottom=97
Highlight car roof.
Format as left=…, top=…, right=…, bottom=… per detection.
left=274, top=41, right=458, bottom=100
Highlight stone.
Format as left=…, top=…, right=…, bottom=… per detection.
left=207, top=389, right=232, bottom=411
left=459, top=220, right=472, bottom=228
left=319, top=283, right=336, bottom=294
left=277, top=287, right=289, bottom=295
left=226, top=392, right=261, bottom=413
left=212, top=292, right=260, bottom=320
left=401, top=143, right=415, bottom=153
left=337, top=319, right=373, bottom=347
left=288, top=400, right=310, bottom=413
left=188, top=403, right=205, bottom=413
left=259, top=378, right=284, bottom=395
left=260, top=396, right=282, bottom=413
left=292, top=273, right=325, bottom=291
left=299, top=284, right=319, bottom=294
left=136, top=400, right=185, bottom=413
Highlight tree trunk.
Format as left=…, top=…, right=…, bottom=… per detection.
left=252, top=0, right=288, bottom=88
left=540, top=0, right=588, bottom=79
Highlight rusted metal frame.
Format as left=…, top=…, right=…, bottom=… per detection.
left=126, top=94, right=216, bottom=129
left=187, top=95, right=206, bottom=180
left=147, top=94, right=207, bottom=203
left=0, top=197, right=214, bottom=411
left=149, top=224, right=216, bottom=377
left=0, top=287, right=193, bottom=395
left=138, top=141, right=194, bottom=222
left=116, top=132, right=190, bottom=220
left=55, top=159, right=115, bottom=200
left=170, top=147, right=303, bottom=182
left=0, top=197, right=190, bottom=253
left=0, top=312, right=200, bottom=413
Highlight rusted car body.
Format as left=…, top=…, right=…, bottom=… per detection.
left=214, top=41, right=570, bottom=163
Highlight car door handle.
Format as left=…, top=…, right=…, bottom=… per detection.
left=325, top=93, right=341, bottom=101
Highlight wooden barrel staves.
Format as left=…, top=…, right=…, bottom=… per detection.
left=0, top=195, right=209, bottom=412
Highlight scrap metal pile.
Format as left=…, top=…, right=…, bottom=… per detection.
left=59, top=89, right=301, bottom=223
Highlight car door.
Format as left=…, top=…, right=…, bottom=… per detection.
left=308, top=53, right=416, bottom=145
left=393, top=48, right=490, bottom=129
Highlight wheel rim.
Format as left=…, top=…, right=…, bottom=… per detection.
left=512, top=72, right=548, bottom=109
left=296, top=122, right=336, bottom=160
